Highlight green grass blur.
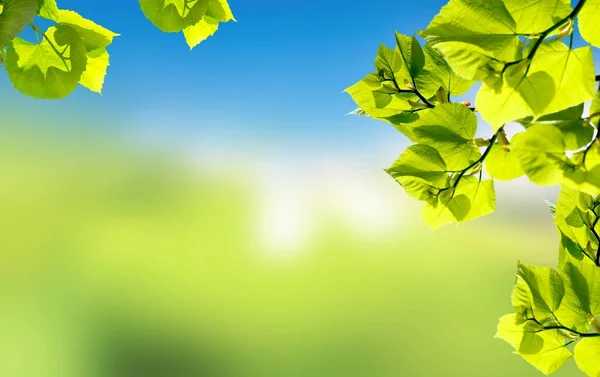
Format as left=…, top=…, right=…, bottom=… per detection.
left=0, top=125, right=578, bottom=377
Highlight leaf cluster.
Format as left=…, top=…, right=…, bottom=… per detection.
left=0, top=0, right=234, bottom=99
left=346, top=0, right=600, bottom=374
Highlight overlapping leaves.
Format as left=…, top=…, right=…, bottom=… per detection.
left=347, top=0, right=600, bottom=376
left=421, top=0, right=596, bottom=129
left=139, top=0, right=235, bottom=49
left=476, top=41, right=595, bottom=129
left=0, top=0, right=232, bottom=99
left=384, top=103, right=495, bottom=229
left=497, top=188, right=600, bottom=376
left=506, top=111, right=600, bottom=197
left=347, top=5, right=600, bottom=232
left=1, top=0, right=119, bottom=98
left=345, top=32, right=474, bottom=138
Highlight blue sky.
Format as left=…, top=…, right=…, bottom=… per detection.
left=0, top=0, right=450, bottom=161
left=1, top=0, right=597, bottom=167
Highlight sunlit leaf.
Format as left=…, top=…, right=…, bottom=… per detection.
left=575, top=337, right=600, bottom=377
left=579, top=0, right=600, bottom=48
left=476, top=41, right=594, bottom=129
left=79, top=48, right=110, bottom=94
left=409, top=103, right=480, bottom=170
left=4, top=25, right=87, bottom=99
left=510, top=124, right=570, bottom=185
left=420, top=0, right=519, bottom=80
left=485, top=142, right=524, bottom=181
left=0, top=0, right=38, bottom=46
left=139, top=0, right=210, bottom=33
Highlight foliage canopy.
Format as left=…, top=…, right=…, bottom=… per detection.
left=347, top=0, right=600, bottom=375
left=0, top=0, right=234, bottom=99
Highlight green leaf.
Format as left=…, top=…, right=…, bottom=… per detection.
left=50, top=9, right=118, bottom=94
left=554, top=185, right=596, bottom=263
left=517, top=328, right=572, bottom=375
left=386, top=144, right=449, bottom=202
left=485, top=142, right=525, bottom=181
left=476, top=66, right=555, bottom=131
left=510, top=124, right=570, bottom=185
left=503, top=0, right=572, bottom=33
left=422, top=176, right=495, bottom=229
left=79, top=48, right=110, bottom=94
left=563, top=147, right=600, bottom=197
left=575, top=337, right=600, bottom=377
left=476, top=41, right=595, bottom=129
left=496, top=314, right=536, bottom=350
left=394, top=32, right=425, bottom=79
left=578, top=0, right=600, bottom=48
left=182, top=0, right=233, bottom=48
left=534, top=42, right=596, bottom=115
left=520, top=105, right=594, bottom=151
left=4, top=25, right=87, bottom=99
left=409, top=103, right=481, bottom=170
left=375, top=43, right=410, bottom=89
left=0, top=0, right=38, bottom=46
left=205, top=0, right=235, bottom=22
left=183, top=14, right=219, bottom=49
left=57, top=9, right=119, bottom=51
left=420, top=0, right=519, bottom=80
left=415, top=43, right=474, bottom=98
left=511, top=263, right=565, bottom=320
left=344, top=73, right=417, bottom=135
left=559, top=256, right=600, bottom=331
left=496, top=314, right=572, bottom=375
left=139, top=0, right=210, bottom=33
left=37, top=0, right=58, bottom=21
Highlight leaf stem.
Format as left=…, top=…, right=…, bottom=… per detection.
left=387, top=72, right=434, bottom=108
left=438, top=126, right=503, bottom=194
left=29, top=23, right=71, bottom=72
left=504, top=0, right=587, bottom=73
left=526, top=317, right=600, bottom=338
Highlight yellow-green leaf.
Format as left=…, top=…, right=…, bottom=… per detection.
left=79, top=48, right=110, bottom=94
left=4, top=25, right=87, bottom=99
left=575, top=337, right=600, bottom=377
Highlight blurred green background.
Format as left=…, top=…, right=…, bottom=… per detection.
left=0, top=122, right=577, bottom=377
left=2, top=0, right=599, bottom=375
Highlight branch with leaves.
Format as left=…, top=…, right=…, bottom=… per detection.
left=346, top=0, right=600, bottom=375
left=0, top=0, right=235, bottom=99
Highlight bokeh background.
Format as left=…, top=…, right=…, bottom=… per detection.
left=1, top=0, right=598, bottom=376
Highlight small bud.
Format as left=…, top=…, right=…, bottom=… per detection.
left=587, top=314, right=600, bottom=333
left=470, top=162, right=482, bottom=175
left=407, top=99, right=427, bottom=109
left=461, top=101, right=471, bottom=107
left=498, top=130, right=510, bottom=146
left=436, top=87, right=448, bottom=104
left=469, top=138, right=490, bottom=148
left=556, top=20, right=573, bottom=41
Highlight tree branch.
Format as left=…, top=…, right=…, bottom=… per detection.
left=526, top=318, right=600, bottom=338
left=437, top=126, right=503, bottom=195
left=504, top=0, right=587, bottom=73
